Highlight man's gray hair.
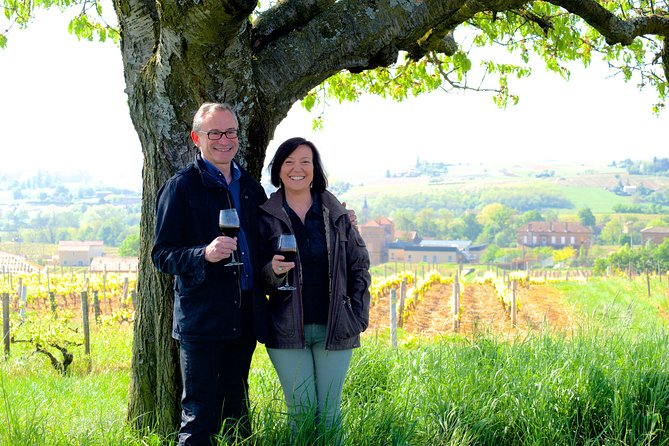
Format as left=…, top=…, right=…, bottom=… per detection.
left=192, top=102, right=238, bottom=131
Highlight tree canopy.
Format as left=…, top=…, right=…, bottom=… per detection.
left=3, top=0, right=668, bottom=436
left=3, top=1, right=668, bottom=113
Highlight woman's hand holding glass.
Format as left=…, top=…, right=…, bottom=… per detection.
left=271, top=254, right=295, bottom=276
left=275, top=233, right=297, bottom=291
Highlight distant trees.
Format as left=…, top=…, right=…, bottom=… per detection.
left=596, top=239, right=669, bottom=276
left=1, top=204, right=140, bottom=247
left=480, top=189, right=572, bottom=212
left=625, top=158, right=669, bottom=176
left=450, top=212, right=483, bottom=242
left=477, top=203, right=516, bottom=246
left=577, top=207, right=596, bottom=227
left=119, top=232, right=140, bottom=256
left=647, top=187, right=669, bottom=206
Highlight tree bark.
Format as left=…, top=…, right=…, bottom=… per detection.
left=112, top=0, right=669, bottom=435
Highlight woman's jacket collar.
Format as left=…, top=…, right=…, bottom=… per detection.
left=260, top=188, right=348, bottom=224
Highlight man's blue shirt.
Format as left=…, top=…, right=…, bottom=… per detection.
left=202, top=158, right=253, bottom=291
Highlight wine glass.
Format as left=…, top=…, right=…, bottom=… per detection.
left=277, top=234, right=297, bottom=291
left=219, top=209, right=243, bottom=267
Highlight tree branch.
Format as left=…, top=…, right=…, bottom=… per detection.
left=514, top=6, right=553, bottom=36
left=662, top=38, right=669, bottom=81
left=549, top=0, right=669, bottom=45
left=253, top=0, right=495, bottom=117
left=252, top=0, right=336, bottom=51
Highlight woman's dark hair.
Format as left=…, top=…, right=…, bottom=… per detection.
left=269, top=137, right=328, bottom=193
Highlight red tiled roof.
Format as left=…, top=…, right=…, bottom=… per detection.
left=518, top=221, right=592, bottom=234
left=641, top=226, right=669, bottom=234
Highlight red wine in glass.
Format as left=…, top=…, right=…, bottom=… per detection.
left=220, top=225, right=240, bottom=239
left=277, top=234, right=297, bottom=291
left=219, top=209, right=243, bottom=266
left=280, top=248, right=296, bottom=263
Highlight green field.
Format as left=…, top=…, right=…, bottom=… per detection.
left=2, top=276, right=669, bottom=445
left=558, top=185, right=631, bottom=214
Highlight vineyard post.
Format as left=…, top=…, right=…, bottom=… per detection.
left=49, top=292, right=57, bottom=317
left=511, top=280, right=517, bottom=327
left=121, top=277, right=130, bottom=309
left=18, top=277, right=26, bottom=321
left=93, top=290, right=101, bottom=322
left=81, top=291, right=91, bottom=355
left=390, top=288, right=397, bottom=348
left=2, top=293, right=9, bottom=357
left=452, top=272, right=460, bottom=332
left=103, top=268, right=108, bottom=311
left=398, top=279, right=406, bottom=328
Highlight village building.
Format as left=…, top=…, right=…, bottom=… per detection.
left=89, top=256, right=139, bottom=272
left=640, top=226, right=669, bottom=245
left=57, top=241, right=105, bottom=267
left=516, top=221, right=593, bottom=250
left=359, top=217, right=395, bottom=264
left=360, top=216, right=485, bottom=265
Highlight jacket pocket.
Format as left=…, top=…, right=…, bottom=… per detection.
left=269, top=294, right=296, bottom=338
left=333, top=296, right=362, bottom=342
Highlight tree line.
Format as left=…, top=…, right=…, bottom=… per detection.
left=0, top=204, right=140, bottom=256
left=356, top=188, right=669, bottom=253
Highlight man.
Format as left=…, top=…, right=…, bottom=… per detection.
left=152, top=102, right=268, bottom=445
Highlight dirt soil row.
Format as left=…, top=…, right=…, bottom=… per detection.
left=367, top=282, right=574, bottom=339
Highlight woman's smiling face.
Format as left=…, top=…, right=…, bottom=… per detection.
left=280, top=144, right=314, bottom=193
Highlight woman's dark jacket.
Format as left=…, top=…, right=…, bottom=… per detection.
left=151, top=154, right=268, bottom=342
left=258, top=189, right=371, bottom=350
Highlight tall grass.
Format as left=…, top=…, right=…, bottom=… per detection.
left=3, top=277, right=669, bottom=445
left=557, top=275, right=669, bottom=330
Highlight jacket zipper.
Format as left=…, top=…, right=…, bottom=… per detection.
left=323, top=206, right=337, bottom=350
left=279, top=207, right=306, bottom=348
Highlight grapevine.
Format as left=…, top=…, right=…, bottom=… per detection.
left=401, top=271, right=452, bottom=322
left=0, top=271, right=136, bottom=320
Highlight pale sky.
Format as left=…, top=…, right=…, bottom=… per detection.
left=1, top=7, right=666, bottom=190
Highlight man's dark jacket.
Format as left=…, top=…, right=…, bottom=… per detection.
left=152, top=154, right=268, bottom=342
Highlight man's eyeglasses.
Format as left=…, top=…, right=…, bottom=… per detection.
left=199, top=129, right=239, bottom=140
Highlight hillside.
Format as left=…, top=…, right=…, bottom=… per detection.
left=339, top=160, right=669, bottom=215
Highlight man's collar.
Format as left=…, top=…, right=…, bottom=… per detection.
left=201, top=157, right=241, bottom=184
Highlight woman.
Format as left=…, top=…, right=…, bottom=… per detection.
left=258, top=137, right=371, bottom=442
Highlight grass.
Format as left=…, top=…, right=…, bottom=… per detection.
left=559, top=186, right=632, bottom=214
left=557, top=275, right=669, bottom=331
left=3, top=276, right=669, bottom=445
